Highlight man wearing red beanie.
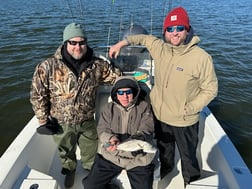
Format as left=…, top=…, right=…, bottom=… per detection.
left=109, top=6, right=218, bottom=188
left=163, top=7, right=190, bottom=33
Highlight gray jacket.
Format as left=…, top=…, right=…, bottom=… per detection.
left=97, top=76, right=156, bottom=170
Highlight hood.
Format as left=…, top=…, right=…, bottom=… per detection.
left=183, top=26, right=194, bottom=45
left=165, top=34, right=200, bottom=56
left=111, top=76, right=140, bottom=106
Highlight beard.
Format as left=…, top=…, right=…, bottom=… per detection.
left=71, top=52, right=84, bottom=60
left=70, top=47, right=87, bottom=60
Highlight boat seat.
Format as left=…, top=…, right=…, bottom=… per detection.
left=20, top=169, right=59, bottom=189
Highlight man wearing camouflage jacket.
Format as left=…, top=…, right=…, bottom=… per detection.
left=30, top=23, right=121, bottom=188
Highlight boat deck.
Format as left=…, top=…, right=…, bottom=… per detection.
left=19, top=144, right=220, bottom=189
left=1, top=70, right=252, bottom=188
left=1, top=106, right=252, bottom=189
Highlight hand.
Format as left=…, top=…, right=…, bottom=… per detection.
left=109, top=45, right=120, bottom=59
left=104, top=136, right=120, bottom=151
left=109, top=40, right=128, bottom=59
left=104, top=143, right=117, bottom=151
left=36, top=119, right=59, bottom=135
left=109, top=136, right=120, bottom=145
left=131, top=149, right=147, bottom=157
left=131, top=134, right=145, bottom=141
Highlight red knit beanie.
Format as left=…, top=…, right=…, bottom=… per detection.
left=163, top=7, right=190, bottom=33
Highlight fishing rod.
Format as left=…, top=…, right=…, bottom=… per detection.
left=150, top=0, right=153, bottom=35
left=78, top=0, right=86, bottom=34
left=161, top=0, right=173, bottom=36
left=63, top=0, right=87, bottom=36
left=105, top=0, right=117, bottom=57
left=64, top=0, right=74, bottom=21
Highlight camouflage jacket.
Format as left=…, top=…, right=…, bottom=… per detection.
left=30, top=45, right=121, bottom=125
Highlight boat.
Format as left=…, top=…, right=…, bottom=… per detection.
left=1, top=24, right=252, bottom=188
left=1, top=0, right=252, bottom=184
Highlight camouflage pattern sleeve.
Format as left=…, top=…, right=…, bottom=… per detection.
left=94, top=57, right=122, bottom=84
left=30, top=60, right=51, bottom=125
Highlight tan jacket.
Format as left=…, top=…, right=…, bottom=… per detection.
left=127, top=35, right=218, bottom=126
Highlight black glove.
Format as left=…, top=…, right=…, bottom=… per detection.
left=131, top=134, right=146, bottom=141
left=36, top=119, right=59, bottom=135
left=131, top=149, right=147, bottom=157
left=131, top=134, right=153, bottom=143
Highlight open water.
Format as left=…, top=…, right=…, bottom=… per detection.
left=0, top=0, right=252, bottom=172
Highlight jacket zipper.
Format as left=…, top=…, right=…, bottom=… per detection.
left=165, top=46, right=174, bottom=88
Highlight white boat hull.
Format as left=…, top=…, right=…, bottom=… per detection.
left=1, top=105, right=252, bottom=189
left=1, top=50, right=251, bottom=189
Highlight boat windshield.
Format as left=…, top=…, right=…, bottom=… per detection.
left=94, top=45, right=154, bottom=88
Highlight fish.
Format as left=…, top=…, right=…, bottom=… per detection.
left=116, top=139, right=157, bottom=153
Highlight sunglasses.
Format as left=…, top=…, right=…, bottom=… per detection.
left=117, top=89, right=133, bottom=95
left=68, top=40, right=86, bottom=46
left=166, top=25, right=185, bottom=33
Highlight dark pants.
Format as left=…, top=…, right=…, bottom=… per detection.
left=83, top=154, right=154, bottom=189
left=155, top=121, right=200, bottom=183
